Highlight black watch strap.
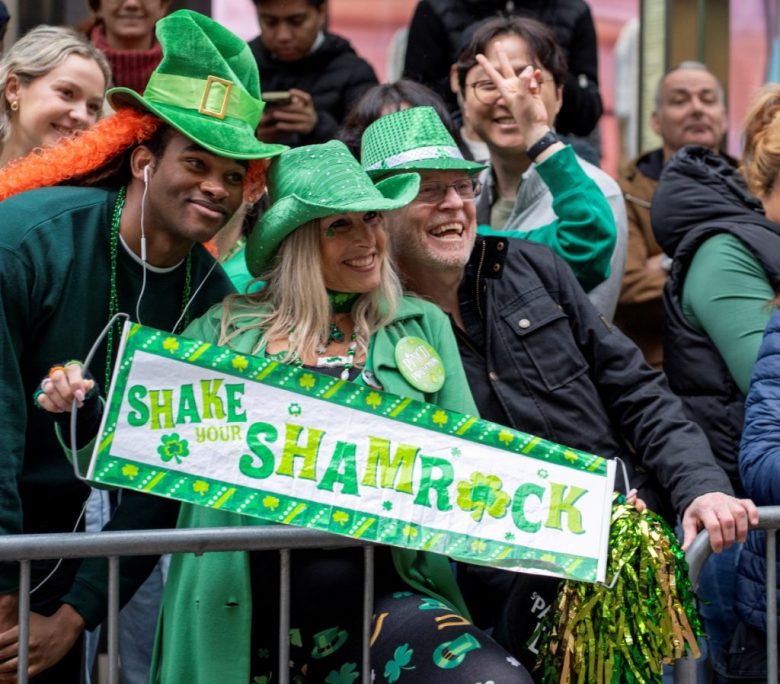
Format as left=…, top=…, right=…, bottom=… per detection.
left=526, top=131, right=560, bottom=162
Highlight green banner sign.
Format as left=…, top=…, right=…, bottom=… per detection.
left=90, top=323, right=616, bottom=583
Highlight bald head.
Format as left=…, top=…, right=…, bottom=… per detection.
left=652, top=62, right=727, bottom=161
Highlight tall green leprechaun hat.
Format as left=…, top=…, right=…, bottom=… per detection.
left=361, top=106, right=486, bottom=177
left=108, top=10, right=286, bottom=160
left=246, top=140, right=420, bottom=277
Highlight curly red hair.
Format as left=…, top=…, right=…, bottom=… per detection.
left=0, top=108, right=269, bottom=203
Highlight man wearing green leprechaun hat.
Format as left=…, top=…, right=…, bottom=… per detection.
left=0, top=10, right=284, bottom=681
left=361, top=52, right=758, bottom=674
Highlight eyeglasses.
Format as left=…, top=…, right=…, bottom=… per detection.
left=415, top=178, right=482, bottom=205
left=467, top=65, right=545, bottom=105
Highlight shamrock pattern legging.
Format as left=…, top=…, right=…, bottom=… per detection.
left=249, top=547, right=534, bottom=683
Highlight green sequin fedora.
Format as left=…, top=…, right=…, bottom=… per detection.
left=108, top=10, right=286, bottom=161
left=361, top=106, right=486, bottom=177
left=246, top=140, right=420, bottom=277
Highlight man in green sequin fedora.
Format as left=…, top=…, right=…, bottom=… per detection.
left=0, top=10, right=284, bottom=681
left=361, top=58, right=759, bottom=676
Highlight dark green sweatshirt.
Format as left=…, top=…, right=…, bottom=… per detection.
left=0, top=185, right=233, bottom=626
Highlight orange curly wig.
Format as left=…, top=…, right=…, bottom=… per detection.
left=0, top=108, right=269, bottom=204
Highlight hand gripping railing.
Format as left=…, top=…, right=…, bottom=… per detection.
left=674, top=505, right=780, bottom=684
left=0, top=526, right=375, bottom=684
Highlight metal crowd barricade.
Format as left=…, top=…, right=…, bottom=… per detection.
left=674, top=505, right=780, bottom=684
left=11, top=508, right=780, bottom=684
left=0, top=526, right=375, bottom=684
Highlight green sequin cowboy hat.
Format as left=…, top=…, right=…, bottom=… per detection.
left=108, top=10, right=286, bottom=161
left=246, top=140, right=420, bottom=277
left=361, top=106, right=486, bottom=177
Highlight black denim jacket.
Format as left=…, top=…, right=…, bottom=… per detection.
left=456, top=236, right=733, bottom=519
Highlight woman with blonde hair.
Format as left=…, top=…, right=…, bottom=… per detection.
left=154, top=140, right=534, bottom=683
left=0, top=24, right=110, bottom=167
left=652, top=83, right=780, bottom=671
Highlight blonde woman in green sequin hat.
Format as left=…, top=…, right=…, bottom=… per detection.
left=152, top=140, right=534, bottom=683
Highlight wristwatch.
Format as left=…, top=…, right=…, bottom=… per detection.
left=526, top=131, right=561, bottom=162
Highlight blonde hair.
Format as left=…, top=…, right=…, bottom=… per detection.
left=741, top=83, right=780, bottom=199
left=0, top=25, right=112, bottom=142
left=220, top=219, right=402, bottom=363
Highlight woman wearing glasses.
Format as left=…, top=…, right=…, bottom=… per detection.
left=452, top=16, right=627, bottom=321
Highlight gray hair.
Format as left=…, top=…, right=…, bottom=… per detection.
left=0, top=25, right=112, bottom=141
left=654, top=61, right=725, bottom=110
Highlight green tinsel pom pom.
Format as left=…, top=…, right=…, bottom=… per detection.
left=536, top=499, right=703, bottom=683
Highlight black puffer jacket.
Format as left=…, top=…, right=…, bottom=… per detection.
left=652, top=146, right=780, bottom=489
left=249, top=32, right=378, bottom=146
left=402, top=0, right=602, bottom=136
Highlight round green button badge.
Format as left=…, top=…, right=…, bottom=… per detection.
left=394, top=336, right=446, bottom=393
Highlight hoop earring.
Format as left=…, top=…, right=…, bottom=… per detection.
left=9, top=101, right=18, bottom=112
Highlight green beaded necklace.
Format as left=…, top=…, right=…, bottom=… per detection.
left=105, top=186, right=192, bottom=390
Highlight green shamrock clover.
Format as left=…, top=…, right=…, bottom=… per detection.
left=456, top=472, right=510, bottom=522
left=262, top=496, right=280, bottom=510
left=162, top=337, right=179, bottom=352
left=537, top=468, right=549, bottom=479
left=325, top=663, right=359, bottom=684
left=157, top=433, right=189, bottom=464
left=470, top=539, right=488, bottom=554
left=332, top=510, right=349, bottom=525
left=192, top=480, right=209, bottom=496
left=121, top=464, right=139, bottom=480
left=288, top=402, right=302, bottom=417
left=401, top=524, right=418, bottom=538
left=498, top=429, right=514, bottom=445
left=366, top=391, right=382, bottom=409
left=382, top=500, right=393, bottom=512
left=299, top=373, right=316, bottom=390
left=231, top=355, right=249, bottom=371
left=432, top=410, right=448, bottom=427
left=418, top=598, right=449, bottom=611
left=384, top=644, right=415, bottom=682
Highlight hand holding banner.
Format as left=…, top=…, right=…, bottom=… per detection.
left=89, top=323, right=616, bottom=583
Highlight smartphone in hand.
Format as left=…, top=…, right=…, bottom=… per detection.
left=263, top=91, right=293, bottom=107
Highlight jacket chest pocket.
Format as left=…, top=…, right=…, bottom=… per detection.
left=499, top=295, right=589, bottom=392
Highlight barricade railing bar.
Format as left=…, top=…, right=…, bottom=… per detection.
left=9, top=509, right=779, bottom=684
left=674, top=505, right=780, bottom=684
left=0, top=526, right=374, bottom=684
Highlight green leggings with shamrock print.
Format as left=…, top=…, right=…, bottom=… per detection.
left=249, top=547, right=534, bottom=683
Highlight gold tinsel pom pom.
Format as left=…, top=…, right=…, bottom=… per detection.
left=537, top=501, right=703, bottom=683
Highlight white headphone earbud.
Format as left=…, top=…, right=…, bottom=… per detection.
left=143, top=164, right=151, bottom=185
